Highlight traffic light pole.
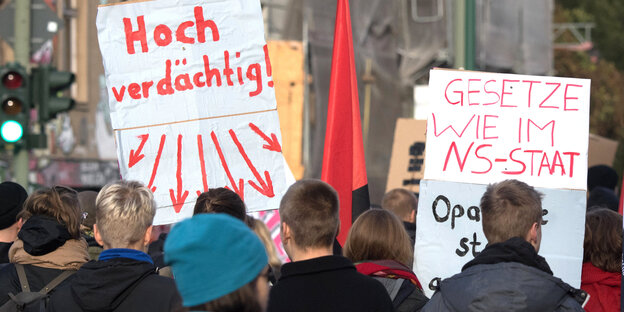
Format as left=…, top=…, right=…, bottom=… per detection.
left=12, top=0, right=31, bottom=188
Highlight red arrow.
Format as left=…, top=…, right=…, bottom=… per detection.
left=229, top=129, right=275, bottom=197
left=147, top=134, right=166, bottom=192
left=169, top=135, right=189, bottom=213
left=211, top=131, right=245, bottom=201
left=128, top=134, right=149, bottom=168
left=196, top=135, right=209, bottom=197
left=249, top=122, right=281, bottom=152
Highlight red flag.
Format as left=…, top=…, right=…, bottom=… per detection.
left=322, top=0, right=370, bottom=245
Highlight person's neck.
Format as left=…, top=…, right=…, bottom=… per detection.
left=0, top=225, right=18, bottom=243
left=289, top=246, right=333, bottom=262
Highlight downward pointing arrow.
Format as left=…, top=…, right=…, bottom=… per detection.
left=249, top=123, right=282, bottom=152
left=128, top=134, right=149, bottom=168
left=169, top=135, right=189, bottom=213
left=229, top=129, right=275, bottom=197
left=211, top=131, right=245, bottom=201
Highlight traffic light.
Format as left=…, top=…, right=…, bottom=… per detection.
left=31, top=66, right=75, bottom=123
left=0, top=63, right=29, bottom=147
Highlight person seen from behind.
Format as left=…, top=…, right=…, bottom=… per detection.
left=77, top=190, right=103, bottom=260
left=47, top=181, right=182, bottom=311
left=267, top=179, right=393, bottom=312
left=581, top=208, right=622, bottom=312
left=0, top=182, right=27, bottom=264
left=165, top=213, right=269, bottom=312
left=0, top=186, right=89, bottom=307
left=344, top=209, right=428, bottom=311
left=382, top=188, right=418, bottom=245
left=422, top=179, right=586, bottom=311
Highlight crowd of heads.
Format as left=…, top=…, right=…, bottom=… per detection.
left=0, top=162, right=620, bottom=311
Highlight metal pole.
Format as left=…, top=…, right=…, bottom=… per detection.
left=13, top=0, right=31, bottom=188
left=454, top=0, right=465, bottom=69
left=465, top=0, right=476, bottom=70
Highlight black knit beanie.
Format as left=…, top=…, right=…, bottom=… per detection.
left=0, top=181, right=28, bottom=230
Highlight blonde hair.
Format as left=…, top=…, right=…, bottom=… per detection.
left=95, top=181, right=156, bottom=248
left=18, top=186, right=81, bottom=238
left=343, top=209, right=414, bottom=268
left=249, top=217, right=282, bottom=270
left=382, top=188, right=418, bottom=221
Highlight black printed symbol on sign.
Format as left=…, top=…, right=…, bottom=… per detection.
left=403, top=142, right=426, bottom=187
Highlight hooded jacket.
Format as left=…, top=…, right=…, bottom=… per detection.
left=48, top=256, right=181, bottom=312
left=0, top=216, right=89, bottom=306
left=581, top=262, right=621, bottom=312
left=422, top=237, right=586, bottom=312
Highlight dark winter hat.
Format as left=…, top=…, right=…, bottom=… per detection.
left=587, top=165, right=618, bottom=192
left=78, top=191, right=98, bottom=229
left=0, top=181, right=28, bottom=230
left=164, top=213, right=267, bottom=307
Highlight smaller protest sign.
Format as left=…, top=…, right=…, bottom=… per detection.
left=423, top=69, right=590, bottom=191
left=414, top=179, right=585, bottom=298
left=588, top=133, right=618, bottom=167
left=386, top=118, right=427, bottom=193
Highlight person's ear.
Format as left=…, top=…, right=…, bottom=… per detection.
left=16, top=218, right=23, bottom=231
left=93, top=224, right=105, bottom=247
left=409, top=209, right=416, bottom=223
left=280, top=222, right=291, bottom=243
left=143, top=225, right=153, bottom=247
left=526, top=222, right=540, bottom=252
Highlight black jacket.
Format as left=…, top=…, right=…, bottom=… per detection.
left=267, top=255, right=393, bottom=312
left=403, top=221, right=416, bottom=246
left=0, top=242, right=11, bottom=263
left=48, top=257, right=182, bottom=312
left=0, top=263, right=77, bottom=306
left=422, top=237, right=586, bottom=312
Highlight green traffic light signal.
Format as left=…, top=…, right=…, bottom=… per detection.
left=0, top=63, right=29, bottom=147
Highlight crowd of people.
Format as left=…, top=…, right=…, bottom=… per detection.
left=0, top=164, right=620, bottom=311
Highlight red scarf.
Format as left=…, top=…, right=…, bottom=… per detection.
left=355, top=260, right=423, bottom=290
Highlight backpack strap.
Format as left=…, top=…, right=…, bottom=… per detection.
left=15, top=264, right=31, bottom=292
left=38, top=270, right=75, bottom=295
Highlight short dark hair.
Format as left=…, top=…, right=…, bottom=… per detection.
left=381, top=188, right=418, bottom=221
left=194, top=188, right=247, bottom=222
left=480, top=180, right=543, bottom=244
left=279, top=179, right=339, bottom=249
left=584, top=208, right=622, bottom=272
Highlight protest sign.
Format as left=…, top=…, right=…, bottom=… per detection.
left=424, top=69, right=590, bottom=190
left=96, top=0, right=292, bottom=224
left=588, top=133, right=618, bottom=167
left=414, top=180, right=586, bottom=298
left=386, top=118, right=426, bottom=193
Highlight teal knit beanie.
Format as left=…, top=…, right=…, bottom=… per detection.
left=164, top=213, right=268, bottom=307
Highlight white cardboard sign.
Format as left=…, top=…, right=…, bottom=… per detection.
left=424, top=69, right=590, bottom=191
left=96, top=0, right=291, bottom=224
left=414, top=180, right=586, bottom=298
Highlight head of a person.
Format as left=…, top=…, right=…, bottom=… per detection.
left=586, top=186, right=619, bottom=212
left=583, top=208, right=622, bottom=272
left=587, top=165, right=618, bottom=192
left=278, top=179, right=339, bottom=254
left=17, top=185, right=81, bottom=239
left=249, top=217, right=282, bottom=271
left=78, top=190, right=98, bottom=232
left=0, top=181, right=28, bottom=238
left=343, top=209, right=414, bottom=268
left=94, top=181, right=155, bottom=250
left=194, top=187, right=247, bottom=222
left=165, top=213, right=269, bottom=312
left=480, top=179, right=543, bottom=251
left=381, top=188, right=418, bottom=223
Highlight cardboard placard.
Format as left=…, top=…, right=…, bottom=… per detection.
left=386, top=118, right=427, bottom=193
left=588, top=133, right=619, bottom=168
left=424, top=69, right=590, bottom=191
left=414, top=180, right=586, bottom=298
left=96, top=0, right=292, bottom=224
